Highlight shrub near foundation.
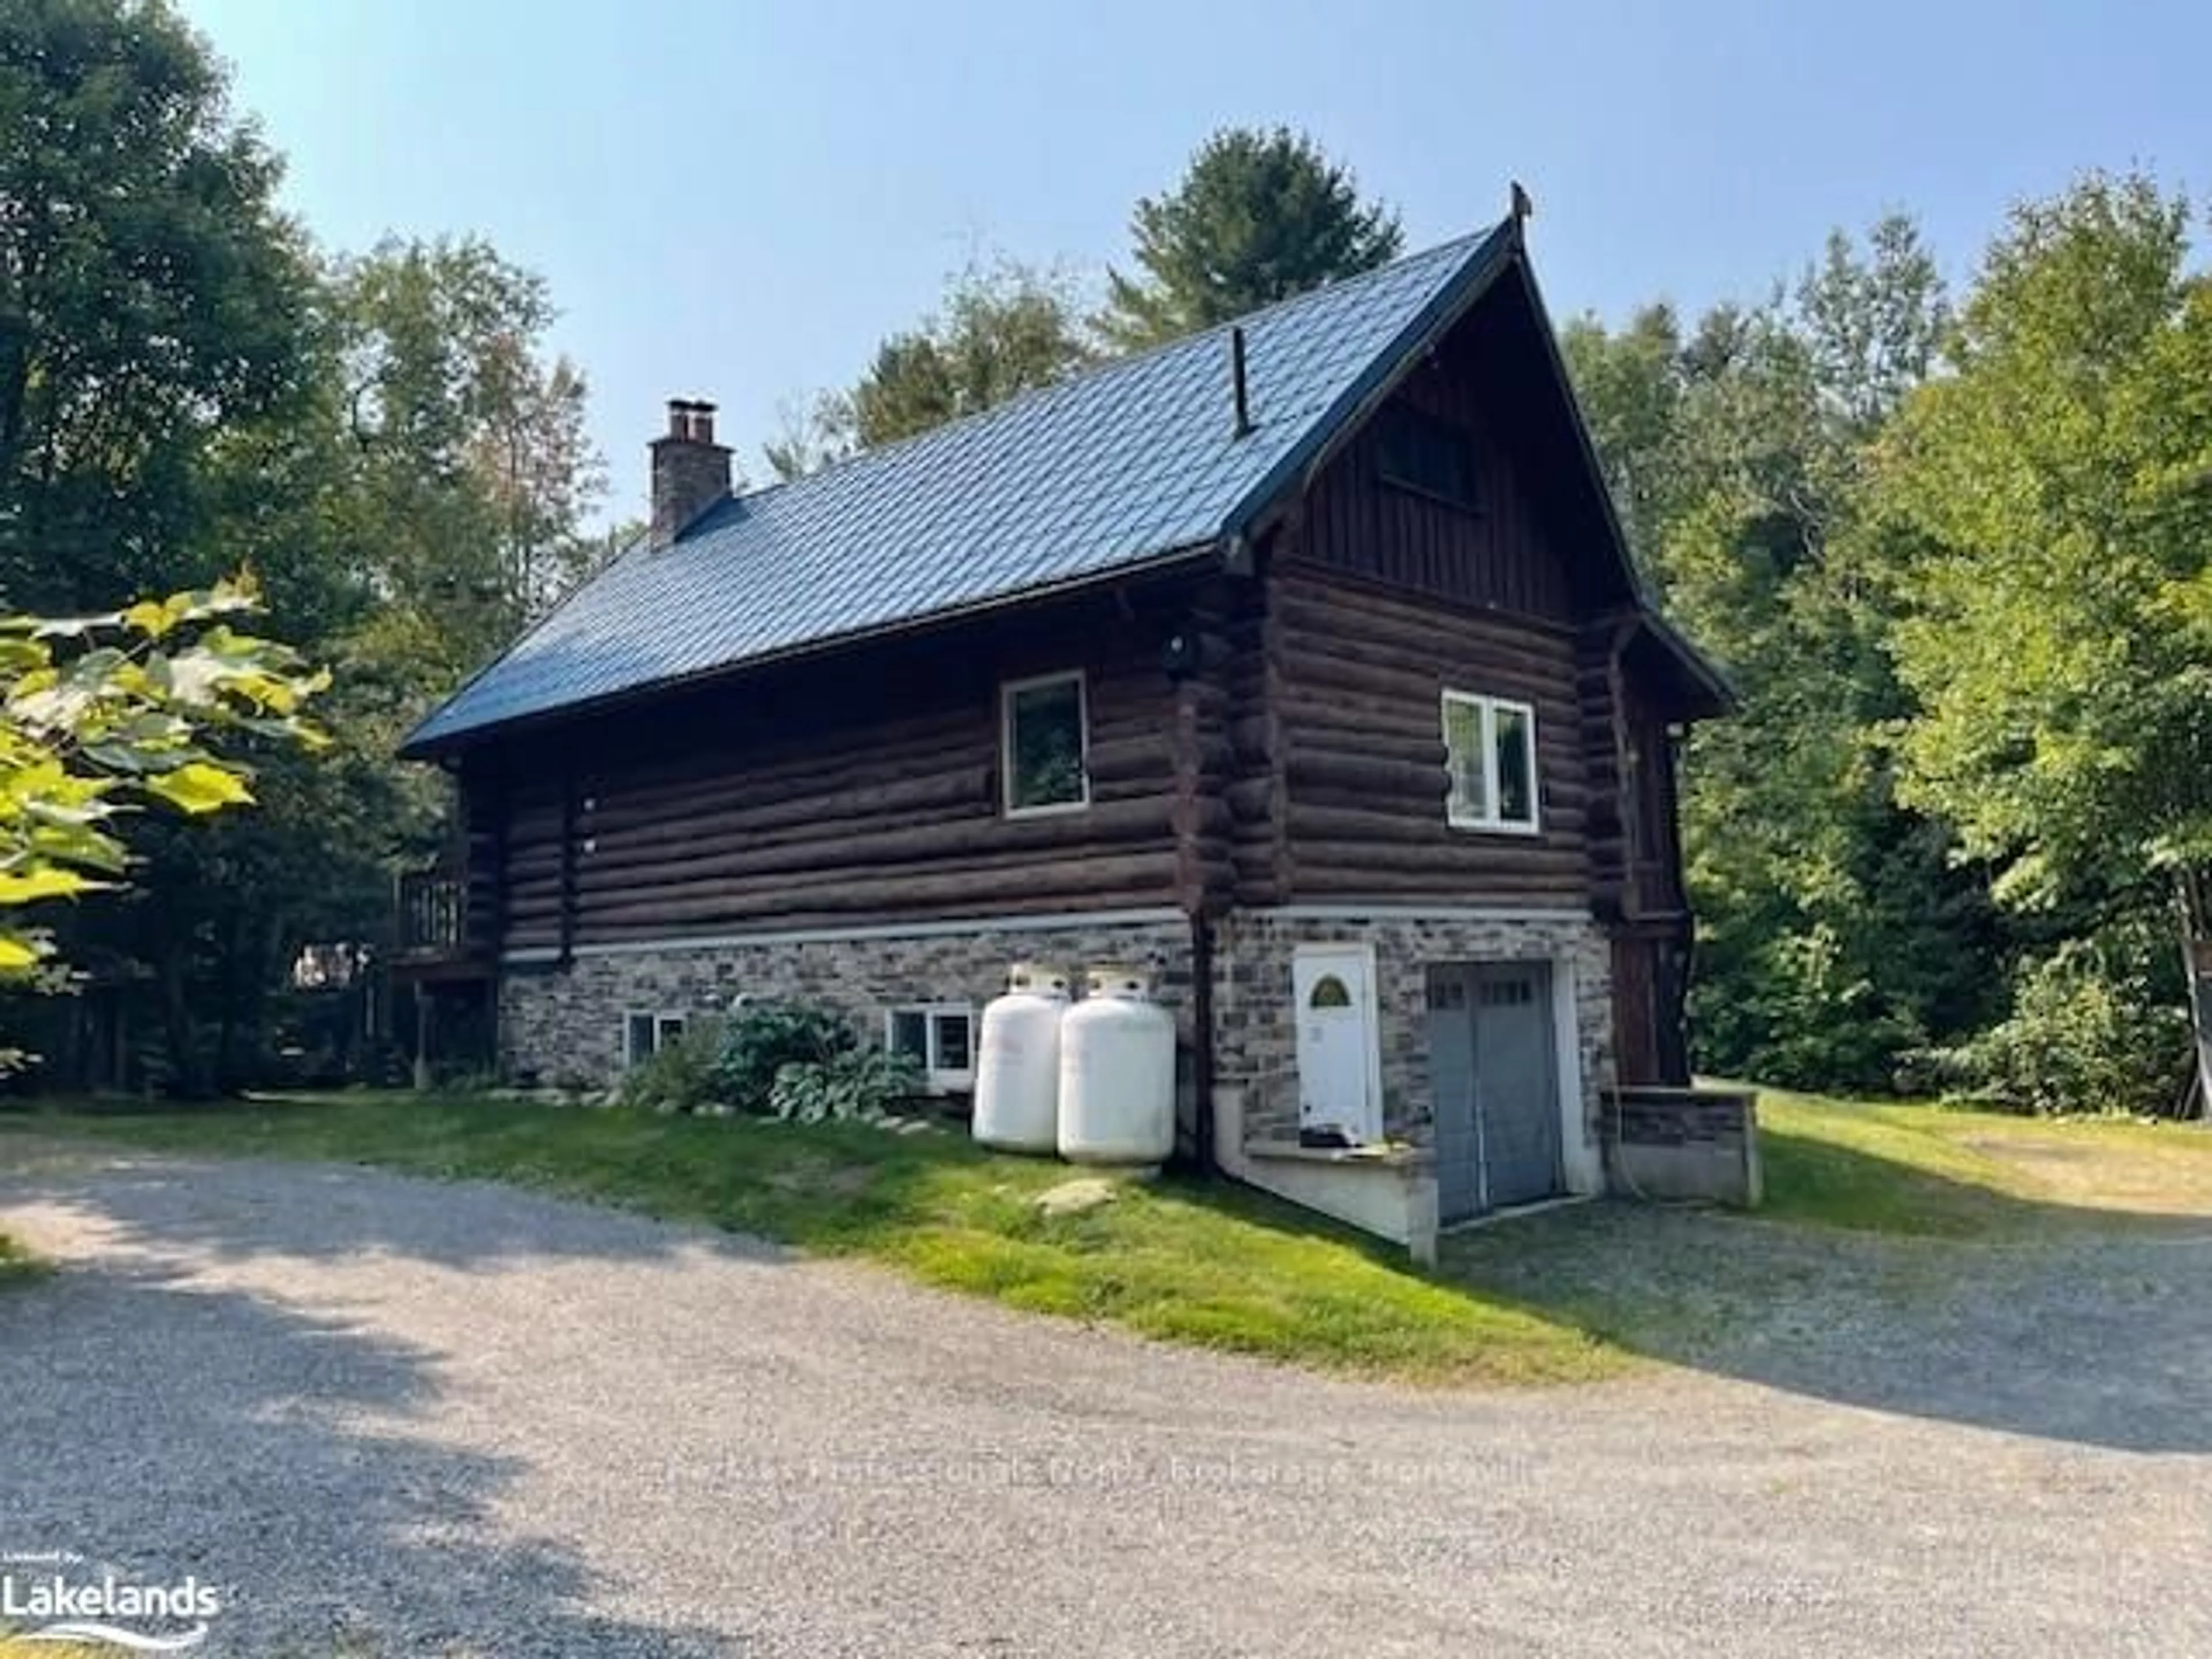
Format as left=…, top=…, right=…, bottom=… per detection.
left=612, top=1003, right=915, bottom=1120
left=613, top=1021, right=726, bottom=1115
left=711, top=1003, right=857, bottom=1112
left=770, top=1047, right=924, bottom=1123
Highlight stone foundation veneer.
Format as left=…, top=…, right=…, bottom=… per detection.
left=498, top=904, right=1615, bottom=1200
left=1209, top=906, right=1615, bottom=1162
left=498, top=912, right=1195, bottom=1088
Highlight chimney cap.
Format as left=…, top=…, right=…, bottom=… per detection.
left=663, top=397, right=721, bottom=444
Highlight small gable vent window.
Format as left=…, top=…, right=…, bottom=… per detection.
left=1374, top=403, right=1479, bottom=512
left=1002, top=671, right=1089, bottom=816
left=1442, top=690, right=1540, bottom=835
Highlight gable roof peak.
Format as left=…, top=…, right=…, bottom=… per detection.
left=403, top=217, right=1530, bottom=755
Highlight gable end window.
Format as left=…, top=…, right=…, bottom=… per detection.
left=1002, top=671, right=1089, bottom=816
left=1374, top=403, right=1479, bottom=513
left=1442, top=690, right=1539, bottom=835
left=887, top=1004, right=976, bottom=1094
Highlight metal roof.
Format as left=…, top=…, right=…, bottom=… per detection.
left=403, top=221, right=1518, bottom=753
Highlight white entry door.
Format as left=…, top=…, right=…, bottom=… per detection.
left=1292, top=944, right=1382, bottom=1143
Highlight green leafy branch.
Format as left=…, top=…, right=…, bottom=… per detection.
left=0, top=575, right=329, bottom=976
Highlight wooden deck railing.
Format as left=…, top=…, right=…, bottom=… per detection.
left=396, top=869, right=469, bottom=960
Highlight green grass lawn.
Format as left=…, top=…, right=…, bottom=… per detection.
left=0, top=1094, right=1619, bottom=1387
left=1754, top=1084, right=2212, bottom=1237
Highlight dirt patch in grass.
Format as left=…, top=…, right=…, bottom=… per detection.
left=1754, top=1086, right=2212, bottom=1237
left=1952, top=1120, right=2212, bottom=1215
left=766, top=1157, right=878, bottom=1199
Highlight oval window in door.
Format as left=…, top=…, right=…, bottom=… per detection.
left=1308, top=975, right=1353, bottom=1009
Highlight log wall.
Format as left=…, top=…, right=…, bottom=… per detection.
left=1264, top=559, right=1592, bottom=906
left=468, top=578, right=1215, bottom=950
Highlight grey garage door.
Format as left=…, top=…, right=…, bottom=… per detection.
left=1427, top=963, right=1562, bottom=1224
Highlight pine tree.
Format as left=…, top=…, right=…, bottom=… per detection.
left=1098, top=127, right=1403, bottom=350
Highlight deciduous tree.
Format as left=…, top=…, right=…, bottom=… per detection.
left=1877, top=172, right=2211, bottom=1112
left=766, top=259, right=1091, bottom=474
left=0, top=579, right=325, bottom=985
left=0, top=0, right=317, bottom=611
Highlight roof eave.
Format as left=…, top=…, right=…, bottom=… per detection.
left=1638, top=608, right=1740, bottom=719
left=397, top=537, right=1223, bottom=762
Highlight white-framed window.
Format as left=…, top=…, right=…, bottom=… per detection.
left=1001, top=670, right=1089, bottom=816
left=885, top=1004, right=976, bottom=1093
left=1442, top=690, right=1540, bottom=835
left=624, top=1011, right=688, bottom=1068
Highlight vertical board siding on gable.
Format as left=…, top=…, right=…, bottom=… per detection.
left=1267, top=560, right=1590, bottom=905
left=1298, top=360, right=1575, bottom=622
left=485, top=588, right=1199, bottom=948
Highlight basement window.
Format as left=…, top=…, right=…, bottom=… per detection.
left=1002, top=671, right=1089, bottom=816
left=885, top=1005, right=976, bottom=1093
left=1442, top=690, right=1540, bottom=835
left=1374, top=402, right=1479, bottom=512
left=624, top=1011, right=688, bottom=1068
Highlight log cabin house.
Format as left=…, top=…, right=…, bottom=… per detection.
left=396, top=203, right=1741, bottom=1258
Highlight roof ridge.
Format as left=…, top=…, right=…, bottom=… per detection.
left=717, top=222, right=1505, bottom=519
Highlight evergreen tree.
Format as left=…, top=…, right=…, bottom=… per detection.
left=1098, top=126, right=1403, bottom=350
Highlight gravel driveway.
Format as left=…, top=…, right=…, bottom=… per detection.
left=3, top=1142, right=2210, bottom=1657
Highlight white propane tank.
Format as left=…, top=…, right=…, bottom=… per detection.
left=971, top=963, right=1073, bottom=1152
left=1058, top=966, right=1176, bottom=1166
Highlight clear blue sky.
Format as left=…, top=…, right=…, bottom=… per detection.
left=182, top=0, right=2206, bottom=524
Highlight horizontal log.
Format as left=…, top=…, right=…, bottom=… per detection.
left=1279, top=725, right=1449, bottom=771
left=1285, top=750, right=1447, bottom=801
left=573, top=796, right=1176, bottom=896
left=1287, top=657, right=1575, bottom=732
left=577, top=731, right=987, bottom=828
left=582, top=801, right=988, bottom=879
left=575, top=850, right=1182, bottom=934
left=1286, top=802, right=1467, bottom=844
left=572, top=705, right=978, bottom=795
left=1289, top=836, right=1588, bottom=880
left=1290, top=866, right=1588, bottom=903
left=1280, top=704, right=1584, bottom=777
left=1278, top=607, right=1577, bottom=695
left=593, top=773, right=987, bottom=858
left=574, top=895, right=1161, bottom=944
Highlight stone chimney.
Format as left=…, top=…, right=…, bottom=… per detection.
left=649, top=398, right=732, bottom=547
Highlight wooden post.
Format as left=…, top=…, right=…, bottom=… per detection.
left=2179, top=870, right=2212, bottom=1120
left=411, top=984, right=432, bottom=1093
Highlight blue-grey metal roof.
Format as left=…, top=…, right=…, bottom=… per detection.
left=404, top=220, right=1517, bottom=753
